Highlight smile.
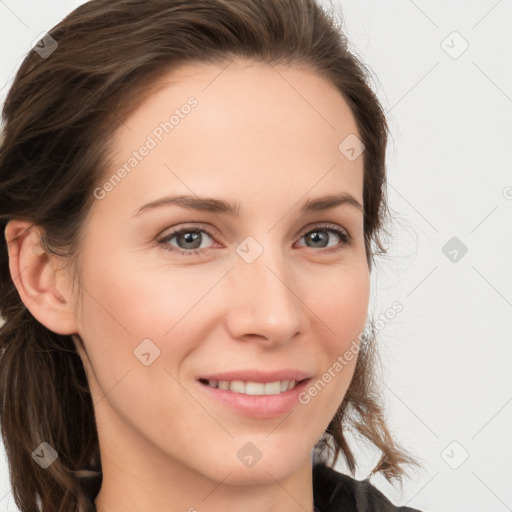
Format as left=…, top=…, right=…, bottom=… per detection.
left=199, top=378, right=299, bottom=395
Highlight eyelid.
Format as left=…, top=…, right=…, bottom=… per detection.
left=157, top=221, right=350, bottom=239
left=157, top=222, right=218, bottom=243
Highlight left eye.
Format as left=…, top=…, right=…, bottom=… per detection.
left=157, top=223, right=351, bottom=256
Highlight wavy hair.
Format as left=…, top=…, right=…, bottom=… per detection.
left=0, top=0, right=418, bottom=510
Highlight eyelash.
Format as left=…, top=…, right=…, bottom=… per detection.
left=156, top=223, right=352, bottom=257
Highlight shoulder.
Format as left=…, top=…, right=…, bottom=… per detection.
left=312, top=461, right=422, bottom=512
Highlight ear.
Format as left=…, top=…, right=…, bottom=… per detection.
left=4, top=219, right=80, bottom=336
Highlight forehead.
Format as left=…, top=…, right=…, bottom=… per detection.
left=94, top=60, right=364, bottom=220
left=119, top=59, right=360, bottom=141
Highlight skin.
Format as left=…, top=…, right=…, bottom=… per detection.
left=5, top=59, right=370, bottom=512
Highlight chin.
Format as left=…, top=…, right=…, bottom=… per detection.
left=222, top=451, right=308, bottom=485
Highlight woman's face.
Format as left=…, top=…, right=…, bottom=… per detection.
left=71, top=59, right=369, bottom=485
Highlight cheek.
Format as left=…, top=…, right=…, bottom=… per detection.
left=74, top=248, right=219, bottom=407
left=307, top=264, right=369, bottom=402
left=74, top=256, right=202, bottom=440
left=320, top=263, right=370, bottom=346
left=77, top=245, right=201, bottom=344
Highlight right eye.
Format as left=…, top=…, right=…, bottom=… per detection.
left=156, top=225, right=217, bottom=257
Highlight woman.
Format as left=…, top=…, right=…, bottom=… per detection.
left=0, top=0, right=422, bottom=511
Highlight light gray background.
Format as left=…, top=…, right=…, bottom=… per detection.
left=1, top=1, right=511, bottom=511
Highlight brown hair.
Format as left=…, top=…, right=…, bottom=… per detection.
left=0, top=0, right=418, bottom=510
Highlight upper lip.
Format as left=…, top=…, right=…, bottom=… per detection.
left=198, top=369, right=313, bottom=383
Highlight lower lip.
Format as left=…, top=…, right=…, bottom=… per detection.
left=197, top=379, right=312, bottom=419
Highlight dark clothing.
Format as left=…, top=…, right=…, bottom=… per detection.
left=312, top=462, right=421, bottom=512
left=81, top=462, right=421, bottom=511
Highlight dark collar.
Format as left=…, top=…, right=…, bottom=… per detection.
left=312, top=462, right=422, bottom=512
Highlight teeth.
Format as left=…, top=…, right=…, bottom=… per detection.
left=206, top=379, right=298, bottom=395
left=230, top=380, right=245, bottom=393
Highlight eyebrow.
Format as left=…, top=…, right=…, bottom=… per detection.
left=132, top=192, right=364, bottom=217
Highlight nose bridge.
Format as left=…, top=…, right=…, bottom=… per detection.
left=225, top=236, right=305, bottom=344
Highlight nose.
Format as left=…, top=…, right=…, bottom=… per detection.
left=223, top=246, right=309, bottom=347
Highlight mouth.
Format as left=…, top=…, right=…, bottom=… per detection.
left=198, top=377, right=305, bottom=395
left=196, top=375, right=313, bottom=419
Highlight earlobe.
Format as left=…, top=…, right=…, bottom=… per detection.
left=4, top=219, right=79, bottom=336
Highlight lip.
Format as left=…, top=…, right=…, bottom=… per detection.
left=198, top=369, right=313, bottom=383
left=196, top=370, right=313, bottom=419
